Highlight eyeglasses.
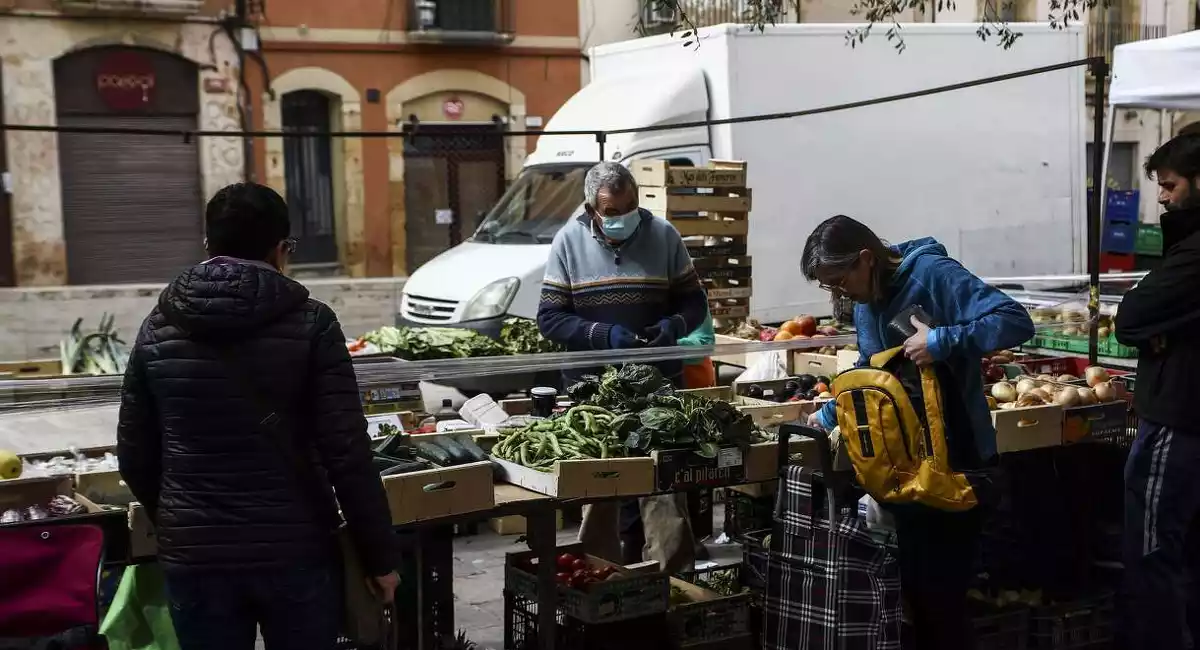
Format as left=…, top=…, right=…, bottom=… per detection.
left=282, top=238, right=298, bottom=254
left=817, top=259, right=859, bottom=293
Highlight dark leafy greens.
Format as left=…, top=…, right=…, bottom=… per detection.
left=362, top=317, right=559, bottom=360
left=569, top=364, right=758, bottom=459
left=499, top=317, right=563, bottom=355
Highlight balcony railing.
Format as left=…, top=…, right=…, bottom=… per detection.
left=1088, top=22, right=1166, bottom=62
left=640, top=0, right=790, bottom=35
left=56, top=0, right=202, bottom=16
left=408, top=0, right=513, bottom=45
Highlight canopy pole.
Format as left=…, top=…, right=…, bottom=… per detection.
left=1088, top=57, right=1110, bottom=365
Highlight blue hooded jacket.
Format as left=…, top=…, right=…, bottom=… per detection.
left=815, top=237, right=1035, bottom=462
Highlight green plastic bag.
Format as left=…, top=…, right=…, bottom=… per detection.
left=99, top=564, right=181, bottom=650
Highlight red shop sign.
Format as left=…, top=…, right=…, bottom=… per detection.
left=443, top=97, right=464, bottom=120
left=95, top=51, right=156, bottom=111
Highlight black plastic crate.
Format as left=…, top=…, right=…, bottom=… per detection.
left=972, top=605, right=1029, bottom=650
left=505, top=589, right=670, bottom=650
left=723, top=490, right=774, bottom=538
left=677, top=562, right=742, bottom=590
left=669, top=578, right=752, bottom=648
left=739, top=530, right=770, bottom=593
left=1028, top=592, right=1115, bottom=650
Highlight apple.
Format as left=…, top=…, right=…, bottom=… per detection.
left=794, top=315, right=818, bottom=337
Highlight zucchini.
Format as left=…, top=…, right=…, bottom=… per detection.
left=451, top=434, right=489, bottom=463
left=432, top=436, right=471, bottom=464
left=380, top=460, right=431, bottom=477
left=413, top=440, right=454, bottom=466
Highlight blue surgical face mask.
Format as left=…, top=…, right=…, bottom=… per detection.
left=599, top=208, right=640, bottom=241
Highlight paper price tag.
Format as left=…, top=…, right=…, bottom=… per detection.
left=717, top=446, right=744, bottom=468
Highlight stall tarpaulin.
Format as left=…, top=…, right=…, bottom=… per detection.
left=1110, top=30, right=1200, bottom=109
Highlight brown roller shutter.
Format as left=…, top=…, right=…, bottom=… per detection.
left=58, top=114, right=204, bottom=285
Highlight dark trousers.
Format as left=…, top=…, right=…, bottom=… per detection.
left=1121, top=420, right=1200, bottom=650
left=163, top=563, right=341, bottom=650
left=892, top=505, right=982, bottom=650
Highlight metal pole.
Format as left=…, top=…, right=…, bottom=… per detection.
left=1088, top=57, right=1109, bottom=365
left=596, top=131, right=606, bottom=163
left=234, top=0, right=252, bottom=182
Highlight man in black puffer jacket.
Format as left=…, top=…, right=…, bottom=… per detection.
left=117, top=183, right=398, bottom=650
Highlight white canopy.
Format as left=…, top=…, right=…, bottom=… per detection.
left=1111, top=30, right=1200, bottom=109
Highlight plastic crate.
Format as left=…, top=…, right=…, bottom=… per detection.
left=972, top=606, right=1030, bottom=650
left=1028, top=591, right=1115, bottom=649
left=1104, top=189, right=1139, bottom=222
left=668, top=578, right=753, bottom=647
left=1135, top=223, right=1163, bottom=256
left=1019, top=356, right=1078, bottom=377
left=739, top=530, right=770, bottom=592
left=1101, top=221, right=1136, bottom=254
left=505, top=544, right=669, bottom=625
left=1100, top=252, right=1135, bottom=273
left=1098, top=338, right=1138, bottom=359
left=723, top=490, right=775, bottom=538
left=1063, top=401, right=1130, bottom=445
left=504, top=589, right=671, bottom=650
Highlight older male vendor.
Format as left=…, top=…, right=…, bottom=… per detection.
left=537, top=161, right=709, bottom=572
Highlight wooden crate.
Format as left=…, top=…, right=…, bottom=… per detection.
left=639, top=188, right=752, bottom=215
left=703, top=276, right=752, bottom=300
left=0, top=359, right=64, bottom=378
left=710, top=297, right=750, bottom=319
left=686, top=237, right=747, bottom=258
left=631, top=159, right=748, bottom=189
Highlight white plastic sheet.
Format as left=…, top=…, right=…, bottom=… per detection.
left=1111, top=30, right=1200, bottom=109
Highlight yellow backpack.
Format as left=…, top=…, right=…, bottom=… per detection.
left=830, top=346, right=978, bottom=512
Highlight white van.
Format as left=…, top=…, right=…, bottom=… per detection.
left=399, top=22, right=1086, bottom=346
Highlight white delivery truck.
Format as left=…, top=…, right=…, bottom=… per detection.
left=399, top=23, right=1087, bottom=392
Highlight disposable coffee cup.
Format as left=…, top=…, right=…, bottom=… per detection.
left=530, top=386, right=559, bottom=418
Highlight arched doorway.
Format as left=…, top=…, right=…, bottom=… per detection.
left=54, top=45, right=203, bottom=284
left=281, top=90, right=338, bottom=265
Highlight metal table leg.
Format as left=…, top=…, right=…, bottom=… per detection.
left=525, top=508, right=559, bottom=650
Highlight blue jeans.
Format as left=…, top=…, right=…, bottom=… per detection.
left=163, top=564, right=341, bottom=650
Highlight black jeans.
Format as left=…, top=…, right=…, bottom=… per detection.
left=892, top=505, right=982, bottom=650
left=1120, top=420, right=1200, bottom=650
left=163, top=563, right=341, bottom=650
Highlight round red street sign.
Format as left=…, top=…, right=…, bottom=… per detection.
left=95, top=50, right=156, bottom=111
left=443, top=97, right=464, bottom=120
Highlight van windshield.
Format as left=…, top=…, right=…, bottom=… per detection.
left=471, top=164, right=590, bottom=245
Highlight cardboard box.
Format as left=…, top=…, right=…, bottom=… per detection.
left=489, top=510, right=564, bottom=536
left=713, top=334, right=753, bottom=368
left=75, top=469, right=134, bottom=506
left=743, top=438, right=819, bottom=483
left=790, top=352, right=839, bottom=378
left=680, top=386, right=813, bottom=427
left=491, top=456, right=654, bottom=499
left=993, top=404, right=1064, bottom=453
left=652, top=447, right=746, bottom=491
left=0, top=475, right=73, bottom=512
left=382, top=460, right=495, bottom=525
left=129, top=502, right=156, bottom=559
left=726, top=480, right=777, bottom=498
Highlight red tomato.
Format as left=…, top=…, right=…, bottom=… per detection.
left=555, top=572, right=571, bottom=584
left=556, top=553, right=577, bottom=570
left=571, top=559, right=588, bottom=572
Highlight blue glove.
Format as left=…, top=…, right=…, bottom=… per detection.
left=645, top=317, right=683, bottom=347
left=608, top=325, right=643, bottom=349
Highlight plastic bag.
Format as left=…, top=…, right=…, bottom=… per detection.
left=735, top=350, right=790, bottom=384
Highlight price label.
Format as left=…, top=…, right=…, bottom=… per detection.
left=717, top=446, right=744, bottom=469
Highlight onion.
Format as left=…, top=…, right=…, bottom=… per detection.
left=986, top=396, right=999, bottom=411
left=1097, top=326, right=1111, bottom=338
left=1037, top=374, right=1054, bottom=382
left=1017, top=393, right=1046, bottom=408
left=998, top=402, right=1017, bottom=410
left=1030, top=387, right=1053, bottom=402
left=1085, top=366, right=1111, bottom=387
left=1015, top=379, right=1038, bottom=395
left=817, top=391, right=833, bottom=399
left=1054, top=389, right=1081, bottom=407
left=1093, top=381, right=1117, bottom=402
left=1077, top=388, right=1099, bottom=405
left=991, top=382, right=1017, bottom=403
left=1063, top=326, right=1081, bottom=336
left=1058, top=374, right=1078, bottom=383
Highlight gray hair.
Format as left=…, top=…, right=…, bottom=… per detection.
left=583, top=162, right=637, bottom=208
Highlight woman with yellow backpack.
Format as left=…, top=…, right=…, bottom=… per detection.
left=800, top=215, right=1034, bottom=650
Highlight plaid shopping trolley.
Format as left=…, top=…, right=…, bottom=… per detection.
left=761, top=423, right=902, bottom=650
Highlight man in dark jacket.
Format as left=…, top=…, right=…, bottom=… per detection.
left=1115, top=133, right=1200, bottom=650
left=117, top=183, right=398, bottom=650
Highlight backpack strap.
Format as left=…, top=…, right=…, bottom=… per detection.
left=869, top=346, right=906, bottom=367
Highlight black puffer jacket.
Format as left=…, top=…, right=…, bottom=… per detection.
left=117, top=261, right=396, bottom=575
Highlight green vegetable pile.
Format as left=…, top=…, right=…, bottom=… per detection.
left=492, top=405, right=628, bottom=470
left=567, top=365, right=759, bottom=459
left=694, top=569, right=745, bottom=597
left=60, top=314, right=128, bottom=375
left=362, top=318, right=561, bottom=360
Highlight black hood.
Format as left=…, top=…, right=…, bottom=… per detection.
left=158, top=262, right=310, bottom=339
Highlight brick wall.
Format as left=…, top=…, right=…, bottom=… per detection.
left=0, top=277, right=406, bottom=361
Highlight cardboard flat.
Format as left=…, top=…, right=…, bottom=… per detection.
left=382, top=460, right=495, bottom=525
left=993, top=403, right=1064, bottom=453
left=492, top=456, right=654, bottom=499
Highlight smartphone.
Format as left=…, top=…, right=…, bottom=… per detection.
left=888, top=304, right=935, bottom=339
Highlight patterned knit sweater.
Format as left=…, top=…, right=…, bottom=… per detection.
left=536, top=210, right=709, bottom=381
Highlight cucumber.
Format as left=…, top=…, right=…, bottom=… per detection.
left=432, top=436, right=471, bottom=465
left=380, top=460, right=432, bottom=477
left=413, top=440, right=454, bottom=466
left=451, top=434, right=489, bottom=463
